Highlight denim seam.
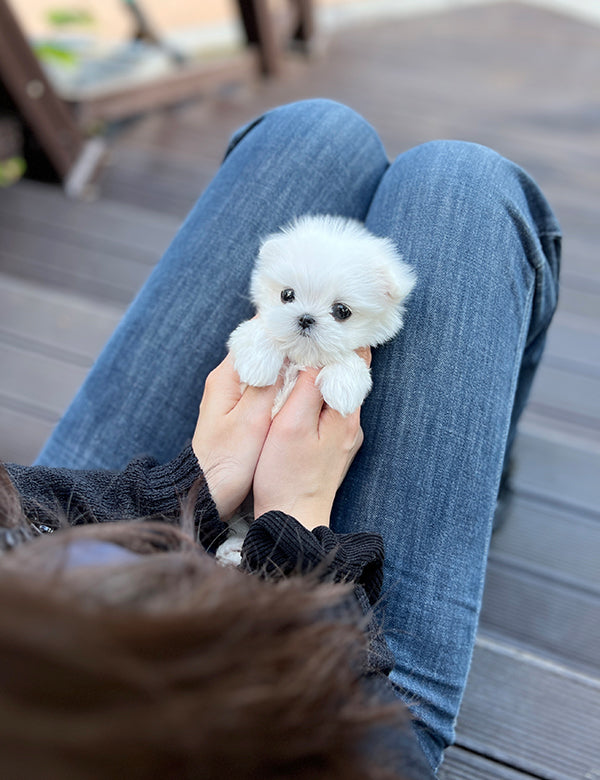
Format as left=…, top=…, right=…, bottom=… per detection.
left=500, top=276, right=535, bottom=496
left=222, top=116, right=266, bottom=163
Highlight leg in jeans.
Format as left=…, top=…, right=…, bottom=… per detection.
left=35, top=100, right=388, bottom=469
left=34, top=103, right=561, bottom=772
left=331, top=140, right=561, bottom=769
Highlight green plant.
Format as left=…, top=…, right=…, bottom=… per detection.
left=0, top=157, right=26, bottom=187
left=46, top=8, right=94, bottom=26
left=33, top=42, right=79, bottom=66
left=35, top=8, right=96, bottom=67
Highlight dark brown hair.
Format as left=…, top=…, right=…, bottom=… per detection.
left=0, top=466, right=409, bottom=779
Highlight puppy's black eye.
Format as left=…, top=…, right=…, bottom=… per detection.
left=281, top=288, right=295, bottom=303
left=331, top=303, right=352, bottom=321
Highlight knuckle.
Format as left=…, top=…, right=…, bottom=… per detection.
left=275, top=411, right=305, bottom=439
left=277, top=418, right=300, bottom=439
left=246, top=408, right=268, bottom=433
left=299, top=368, right=319, bottom=388
left=355, top=426, right=365, bottom=449
left=344, top=417, right=363, bottom=450
left=204, top=367, right=219, bottom=388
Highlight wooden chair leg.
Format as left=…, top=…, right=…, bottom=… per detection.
left=120, top=0, right=185, bottom=64
left=236, top=0, right=281, bottom=76
left=292, top=0, right=314, bottom=44
left=0, top=0, right=85, bottom=182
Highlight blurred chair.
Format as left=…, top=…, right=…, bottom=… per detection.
left=0, top=0, right=314, bottom=194
left=237, top=0, right=315, bottom=75
left=0, top=0, right=101, bottom=195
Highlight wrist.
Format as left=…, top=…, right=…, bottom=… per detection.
left=200, top=462, right=238, bottom=521
left=254, top=498, right=332, bottom=530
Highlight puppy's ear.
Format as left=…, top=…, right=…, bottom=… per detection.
left=250, top=232, right=288, bottom=308
left=255, top=233, right=287, bottom=272
left=384, top=260, right=417, bottom=304
left=368, top=250, right=416, bottom=344
left=372, top=241, right=417, bottom=306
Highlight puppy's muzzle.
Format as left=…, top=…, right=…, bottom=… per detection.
left=298, top=314, right=316, bottom=330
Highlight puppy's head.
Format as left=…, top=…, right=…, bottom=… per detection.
left=250, top=215, right=416, bottom=364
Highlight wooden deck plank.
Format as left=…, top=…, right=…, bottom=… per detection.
left=522, top=409, right=600, bottom=449
left=0, top=179, right=180, bottom=259
left=550, top=215, right=600, bottom=282
left=544, top=312, right=600, bottom=373
left=439, top=747, right=536, bottom=780
left=0, top=232, right=152, bottom=306
left=98, top=148, right=210, bottom=219
left=456, top=637, right=600, bottom=780
left=491, top=495, right=600, bottom=587
left=510, top=428, right=600, bottom=516
left=0, top=341, right=87, bottom=421
left=0, top=274, right=123, bottom=464
left=556, top=286, right=600, bottom=322
left=528, top=363, right=600, bottom=432
left=0, top=273, right=122, bottom=365
left=483, top=475, right=600, bottom=676
left=0, top=406, right=55, bottom=466
left=480, top=557, right=600, bottom=675
left=0, top=178, right=179, bottom=304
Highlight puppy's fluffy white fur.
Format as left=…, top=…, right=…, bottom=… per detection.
left=228, top=215, right=416, bottom=416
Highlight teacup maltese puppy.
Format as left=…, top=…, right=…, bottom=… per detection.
left=228, top=215, right=416, bottom=416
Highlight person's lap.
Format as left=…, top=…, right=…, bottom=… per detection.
left=34, top=100, right=388, bottom=471
left=34, top=99, right=560, bottom=771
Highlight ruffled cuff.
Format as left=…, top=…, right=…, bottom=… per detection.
left=241, top=511, right=385, bottom=606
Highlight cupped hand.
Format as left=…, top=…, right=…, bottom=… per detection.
left=252, top=348, right=370, bottom=530
left=192, top=354, right=279, bottom=520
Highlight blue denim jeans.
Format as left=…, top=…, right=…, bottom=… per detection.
left=35, top=100, right=560, bottom=771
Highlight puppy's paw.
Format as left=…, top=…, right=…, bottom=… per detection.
left=215, top=517, right=250, bottom=567
left=317, top=359, right=372, bottom=416
left=228, top=320, right=282, bottom=387
left=235, top=350, right=281, bottom=387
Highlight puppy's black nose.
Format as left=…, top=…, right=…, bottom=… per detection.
left=298, top=314, right=315, bottom=330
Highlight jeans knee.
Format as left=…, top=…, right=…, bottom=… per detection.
left=226, top=99, right=386, bottom=175
left=274, top=99, right=386, bottom=163
left=391, top=140, right=559, bottom=250
left=398, top=141, right=557, bottom=228
left=397, top=139, right=512, bottom=198
left=275, top=98, right=371, bottom=132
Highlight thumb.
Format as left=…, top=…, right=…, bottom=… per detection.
left=237, top=377, right=281, bottom=416
left=276, top=368, right=323, bottom=430
left=200, top=354, right=244, bottom=416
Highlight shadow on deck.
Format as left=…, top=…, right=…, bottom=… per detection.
left=0, top=2, right=599, bottom=778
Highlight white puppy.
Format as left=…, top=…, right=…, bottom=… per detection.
left=228, top=215, right=416, bottom=416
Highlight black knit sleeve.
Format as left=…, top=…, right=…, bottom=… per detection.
left=241, top=511, right=394, bottom=674
left=4, top=445, right=226, bottom=550
left=241, top=511, right=385, bottom=605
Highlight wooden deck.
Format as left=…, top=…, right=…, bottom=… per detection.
left=1, top=2, right=599, bottom=777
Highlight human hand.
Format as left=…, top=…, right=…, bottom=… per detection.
left=192, top=354, right=279, bottom=520
left=252, top=348, right=370, bottom=530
